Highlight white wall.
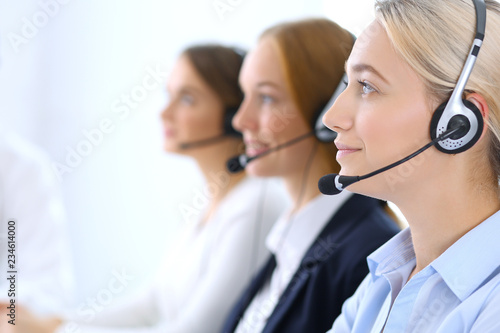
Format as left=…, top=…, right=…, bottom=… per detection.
left=0, top=0, right=376, bottom=307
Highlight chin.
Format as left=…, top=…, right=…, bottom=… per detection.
left=338, top=164, right=359, bottom=176
left=245, top=160, right=279, bottom=178
left=163, top=142, right=181, bottom=154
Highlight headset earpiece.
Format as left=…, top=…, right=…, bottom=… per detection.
left=313, top=106, right=337, bottom=143
left=312, top=72, right=350, bottom=143
left=222, top=47, right=246, bottom=138
left=308, top=33, right=358, bottom=144
left=312, top=33, right=357, bottom=144
left=224, top=106, right=242, bottom=138
left=430, top=98, right=483, bottom=154
left=428, top=0, right=486, bottom=154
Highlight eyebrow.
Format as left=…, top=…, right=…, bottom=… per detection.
left=257, top=81, right=281, bottom=89
left=182, top=86, right=202, bottom=93
left=171, top=85, right=203, bottom=96
left=345, top=62, right=390, bottom=85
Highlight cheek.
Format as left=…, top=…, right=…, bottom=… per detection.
left=175, top=112, right=196, bottom=139
left=357, top=103, right=431, bottom=168
left=356, top=109, right=392, bottom=168
left=182, top=108, right=222, bottom=139
left=247, top=114, right=312, bottom=176
left=256, top=110, right=286, bottom=143
left=261, top=105, right=306, bottom=142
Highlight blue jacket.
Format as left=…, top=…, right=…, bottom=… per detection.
left=221, top=194, right=401, bottom=333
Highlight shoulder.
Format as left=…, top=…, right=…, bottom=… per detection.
left=208, top=177, right=285, bottom=235
left=0, top=132, right=51, bottom=164
left=220, top=177, right=289, bottom=221
left=237, top=176, right=289, bottom=205
left=0, top=133, right=53, bottom=177
left=0, top=133, right=58, bottom=193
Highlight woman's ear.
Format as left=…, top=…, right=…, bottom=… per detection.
left=466, top=92, right=489, bottom=140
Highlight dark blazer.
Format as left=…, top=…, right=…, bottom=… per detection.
left=221, top=194, right=400, bottom=333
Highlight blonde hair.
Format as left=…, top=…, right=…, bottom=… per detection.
left=375, top=0, right=500, bottom=180
left=259, top=19, right=354, bottom=168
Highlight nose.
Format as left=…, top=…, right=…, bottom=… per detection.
left=161, top=101, right=174, bottom=121
left=322, top=89, right=354, bottom=134
left=232, top=97, right=258, bottom=133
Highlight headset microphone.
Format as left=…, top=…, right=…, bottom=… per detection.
left=318, top=123, right=467, bottom=195
left=226, top=130, right=322, bottom=173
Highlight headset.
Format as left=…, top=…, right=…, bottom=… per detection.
left=223, top=47, right=247, bottom=138
left=319, top=0, right=488, bottom=195
left=313, top=72, right=349, bottom=143
left=313, top=33, right=357, bottom=143
left=430, top=0, right=486, bottom=154
left=223, top=106, right=243, bottom=138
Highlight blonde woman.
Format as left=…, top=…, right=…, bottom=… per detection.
left=323, top=0, right=500, bottom=332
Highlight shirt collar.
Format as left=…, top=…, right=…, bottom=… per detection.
left=367, top=227, right=414, bottom=280
left=266, top=191, right=352, bottom=275
left=367, top=210, right=500, bottom=302
left=431, top=209, right=500, bottom=301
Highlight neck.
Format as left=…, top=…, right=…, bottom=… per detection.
left=284, top=144, right=339, bottom=213
left=396, top=165, right=500, bottom=276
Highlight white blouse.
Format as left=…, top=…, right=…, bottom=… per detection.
left=57, top=176, right=289, bottom=333
left=234, top=191, right=352, bottom=333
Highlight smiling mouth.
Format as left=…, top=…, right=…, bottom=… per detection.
left=245, top=142, right=270, bottom=157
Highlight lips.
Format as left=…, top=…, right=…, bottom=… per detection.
left=163, top=123, right=175, bottom=138
left=245, top=140, right=270, bottom=157
left=164, top=129, right=175, bottom=138
left=335, top=141, right=361, bottom=159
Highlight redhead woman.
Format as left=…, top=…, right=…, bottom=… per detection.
left=222, top=19, right=400, bottom=333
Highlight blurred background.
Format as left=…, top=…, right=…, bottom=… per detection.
left=0, top=0, right=375, bottom=307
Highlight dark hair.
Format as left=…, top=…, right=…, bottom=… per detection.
left=183, top=45, right=245, bottom=112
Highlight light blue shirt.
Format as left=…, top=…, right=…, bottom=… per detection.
left=329, top=210, right=500, bottom=333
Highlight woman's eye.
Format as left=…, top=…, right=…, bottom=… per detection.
left=260, top=94, right=274, bottom=104
left=358, top=80, right=376, bottom=95
left=181, top=94, right=195, bottom=104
